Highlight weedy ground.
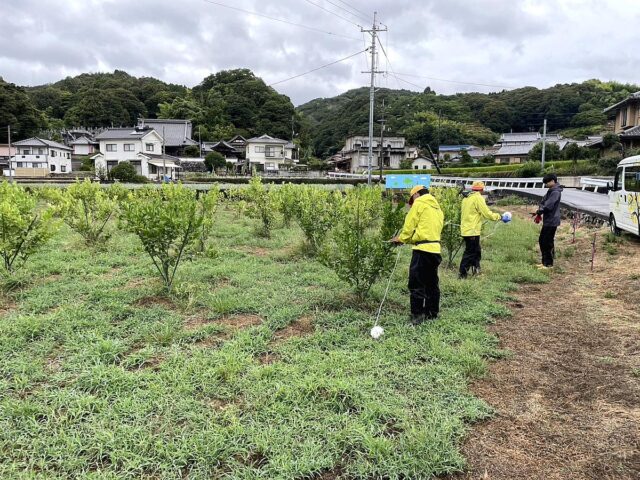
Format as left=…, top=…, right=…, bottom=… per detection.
left=0, top=206, right=547, bottom=479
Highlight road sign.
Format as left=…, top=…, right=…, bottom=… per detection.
left=385, top=174, right=431, bottom=190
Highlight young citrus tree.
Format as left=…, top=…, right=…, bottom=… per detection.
left=0, top=182, right=58, bottom=275
left=244, top=176, right=277, bottom=237
left=321, top=187, right=404, bottom=300
left=293, top=185, right=340, bottom=254
left=58, top=179, right=119, bottom=245
left=431, top=187, right=463, bottom=266
left=120, top=183, right=216, bottom=291
left=273, top=183, right=298, bottom=228
left=193, top=186, right=222, bottom=255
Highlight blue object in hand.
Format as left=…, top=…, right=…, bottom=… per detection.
left=501, top=212, right=512, bottom=223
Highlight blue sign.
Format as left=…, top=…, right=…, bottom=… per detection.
left=385, top=174, right=431, bottom=190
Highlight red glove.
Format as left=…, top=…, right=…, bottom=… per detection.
left=534, top=214, right=542, bottom=224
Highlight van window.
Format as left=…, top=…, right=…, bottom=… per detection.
left=613, top=168, right=623, bottom=191
left=624, top=166, right=640, bottom=192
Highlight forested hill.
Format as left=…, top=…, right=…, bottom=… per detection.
left=1, top=69, right=300, bottom=144
left=1, top=69, right=638, bottom=158
left=297, top=80, right=640, bottom=157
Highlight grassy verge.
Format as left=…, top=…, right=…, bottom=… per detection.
left=0, top=206, right=547, bottom=479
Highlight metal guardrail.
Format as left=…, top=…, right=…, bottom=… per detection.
left=580, top=177, right=611, bottom=193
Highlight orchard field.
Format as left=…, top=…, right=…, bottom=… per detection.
left=0, top=180, right=550, bottom=479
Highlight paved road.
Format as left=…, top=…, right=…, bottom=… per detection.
left=500, top=188, right=610, bottom=220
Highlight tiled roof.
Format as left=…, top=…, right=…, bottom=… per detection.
left=138, top=119, right=196, bottom=147
left=621, top=125, right=640, bottom=137
left=69, top=136, right=97, bottom=145
left=12, top=137, right=72, bottom=150
left=95, top=128, right=156, bottom=140
left=495, top=144, right=536, bottom=156
left=246, top=134, right=288, bottom=144
left=603, top=92, right=640, bottom=114
left=499, top=132, right=540, bottom=143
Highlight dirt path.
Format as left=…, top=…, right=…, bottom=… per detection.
left=452, top=223, right=640, bottom=479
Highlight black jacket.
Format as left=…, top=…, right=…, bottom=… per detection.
left=537, top=184, right=563, bottom=227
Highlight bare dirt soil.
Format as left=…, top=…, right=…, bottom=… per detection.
left=451, top=219, right=640, bottom=480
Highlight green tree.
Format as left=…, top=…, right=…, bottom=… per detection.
left=460, top=150, right=473, bottom=164
left=120, top=184, right=217, bottom=291
left=183, top=145, right=200, bottom=158
left=58, top=180, right=119, bottom=245
left=109, top=162, right=145, bottom=183
left=0, top=182, right=58, bottom=274
left=528, top=142, right=561, bottom=162
left=205, top=152, right=226, bottom=172
left=321, top=187, right=404, bottom=300
left=431, top=187, right=463, bottom=267
left=0, top=78, right=46, bottom=140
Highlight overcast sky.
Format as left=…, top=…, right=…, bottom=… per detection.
left=1, top=0, right=639, bottom=105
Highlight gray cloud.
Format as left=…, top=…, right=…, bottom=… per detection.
left=0, top=0, right=638, bottom=105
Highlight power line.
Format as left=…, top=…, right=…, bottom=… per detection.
left=324, top=0, right=371, bottom=24
left=393, top=72, right=514, bottom=90
left=201, top=0, right=360, bottom=40
left=268, top=49, right=368, bottom=87
left=334, top=0, right=372, bottom=22
left=302, top=0, right=362, bottom=28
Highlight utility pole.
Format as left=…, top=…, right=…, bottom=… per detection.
left=198, top=125, right=202, bottom=158
left=541, top=118, right=547, bottom=171
left=378, top=99, right=386, bottom=182
left=436, top=110, right=442, bottom=164
left=361, top=11, right=386, bottom=185
left=162, top=126, right=167, bottom=182
left=7, top=125, right=13, bottom=184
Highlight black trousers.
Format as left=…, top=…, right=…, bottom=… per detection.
left=539, top=226, right=557, bottom=266
left=408, top=250, right=442, bottom=319
left=459, top=236, right=481, bottom=278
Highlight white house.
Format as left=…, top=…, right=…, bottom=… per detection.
left=411, top=156, right=435, bottom=170
left=9, top=138, right=73, bottom=176
left=245, top=134, right=298, bottom=171
left=332, top=135, right=418, bottom=173
left=92, top=127, right=181, bottom=180
left=69, top=136, right=98, bottom=156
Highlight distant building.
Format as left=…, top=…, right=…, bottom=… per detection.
left=603, top=92, right=640, bottom=149
left=69, top=135, right=98, bottom=156
left=331, top=135, right=418, bottom=173
left=9, top=138, right=72, bottom=176
left=137, top=118, right=198, bottom=156
left=438, top=145, right=477, bottom=161
left=411, top=156, right=435, bottom=170
left=245, top=134, right=298, bottom=172
left=93, top=127, right=181, bottom=180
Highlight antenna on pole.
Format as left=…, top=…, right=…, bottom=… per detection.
left=361, top=11, right=386, bottom=185
left=541, top=118, right=547, bottom=171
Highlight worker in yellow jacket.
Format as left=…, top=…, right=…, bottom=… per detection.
left=391, top=185, right=444, bottom=324
left=459, top=181, right=504, bottom=278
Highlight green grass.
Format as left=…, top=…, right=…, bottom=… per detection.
left=0, top=206, right=546, bottom=479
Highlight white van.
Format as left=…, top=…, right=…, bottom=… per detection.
left=609, top=155, right=640, bottom=236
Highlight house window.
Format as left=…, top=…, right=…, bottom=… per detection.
left=106, top=144, right=117, bottom=152
left=61, top=165, right=67, bottom=173
left=624, top=166, right=640, bottom=192
left=17, top=162, right=24, bottom=168
left=124, top=144, right=135, bottom=152
left=622, top=107, right=628, bottom=128
left=50, top=165, right=56, bottom=172
left=145, top=143, right=154, bottom=152
left=414, top=165, right=419, bottom=170
left=51, top=150, right=56, bottom=157
left=265, top=146, right=276, bottom=157
left=255, top=146, right=265, bottom=153
left=23, top=149, right=29, bottom=154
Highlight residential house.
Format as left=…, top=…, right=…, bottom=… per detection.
left=245, top=134, right=298, bottom=171
left=603, top=92, right=640, bottom=149
left=93, top=127, right=181, bottom=180
left=493, top=131, right=580, bottom=164
left=0, top=144, right=17, bottom=174
left=332, top=135, right=418, bottom=173
left=69, top=136, right=98, bottom=156
left=137, top=118, right=198, bottom=156
left=437, top=145, right=477, bottom=161
left=9, top=138, right=72, bottom=176
left=411, top=156, right=435, bottom=170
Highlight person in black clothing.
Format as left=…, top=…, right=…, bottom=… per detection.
left=534, top=173, right=563, bottom=268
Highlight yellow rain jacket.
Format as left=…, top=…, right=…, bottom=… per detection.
left=398, top=193, right=444, bottom=254
left=460, top=191, right=501, bottom=237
